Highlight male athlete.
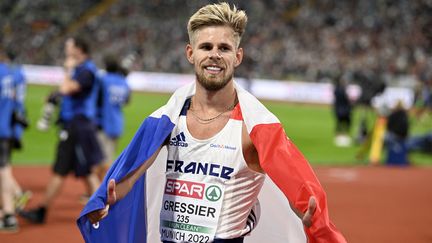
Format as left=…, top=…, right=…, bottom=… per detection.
left=81, top=3, right=346, bottom=243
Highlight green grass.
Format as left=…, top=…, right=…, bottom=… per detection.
left=269, top=102, right=359, bottom=165
left=11, top=84, right=432, bottom=166
left=12, top=85, right=171, bottom=164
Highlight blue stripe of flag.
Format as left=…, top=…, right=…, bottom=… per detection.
left=77, top=115, right=175, bottom=243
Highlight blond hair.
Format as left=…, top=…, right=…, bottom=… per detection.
left=187, top=2, right=247, bottom=47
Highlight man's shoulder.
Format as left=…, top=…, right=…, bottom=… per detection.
left=238, top=91, right=279, bottom=128
left=74, top=65, right=96, bottom=85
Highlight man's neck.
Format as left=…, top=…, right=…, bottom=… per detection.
left=193, top=81, right=237, bottom=112
left=75, top=55, right=88, bottom=66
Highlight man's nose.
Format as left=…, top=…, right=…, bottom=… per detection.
left=208, top=50, right=222, bottom=59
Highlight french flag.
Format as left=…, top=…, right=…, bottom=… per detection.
left=77, top=82, right=346, bottom=243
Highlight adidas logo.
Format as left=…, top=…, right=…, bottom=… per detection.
left=169, top=132, right=188, bottom=147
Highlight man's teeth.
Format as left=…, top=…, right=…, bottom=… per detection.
left=206, top=66, right=221, bottom=71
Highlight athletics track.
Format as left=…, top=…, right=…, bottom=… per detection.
left=1, top=165, right=431, bottom=243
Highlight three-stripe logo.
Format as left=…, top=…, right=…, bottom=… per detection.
left=169, top=132, right=188, bottom=147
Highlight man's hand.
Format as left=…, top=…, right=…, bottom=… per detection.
left=107, top=179, right=117, bottom=205
left=87, top=179, right=117, bottom=224
left=302, top=196, right=317, bottom=227
left=63, top=56, right=77, bottom=74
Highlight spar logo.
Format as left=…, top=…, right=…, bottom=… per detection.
left=205, top=185, right=222, bottom=202
left=165, top=179, right=205, bottom=199
left=169, top=132, right=188, bottom=147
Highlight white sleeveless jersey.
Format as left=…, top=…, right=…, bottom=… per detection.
left=160, top=102, right=265, bottom=242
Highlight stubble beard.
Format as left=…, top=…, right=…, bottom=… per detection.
left=195, top=69, right=233, bottom=92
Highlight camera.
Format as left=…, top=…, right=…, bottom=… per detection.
left=11, top=110, right=29, bottom=128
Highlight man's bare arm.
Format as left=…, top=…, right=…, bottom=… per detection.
left=59, top=74, right=80, bottom=94
left=87, top=145, right=164, bottom=223
left=59, top=57, right=80, bottom=95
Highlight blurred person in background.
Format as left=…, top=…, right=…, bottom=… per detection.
left=414, top=77, right=432, bottom=120
left=354, top=70, right=387, bottom=160
left=36, top=37, right=78, bottom=132
left=80, top=3, right=346, bottom=243
left=95, top=54, right=131, bottom=181
left=37, top=54, right=131, bottom=202
left=333, top=74, right=352, bottom=147
left=353, top=70, right=386, bottom=145
left=7, top=49, right=28, bottom=151
left=406, top=70, right=432, bottom=156
left=384, top=101, right=410, bottom=165
left=19, top=37, right=103, bottom=224
left=5, top=49, right=32, bottom=213
left=406, top=131, right=432, bottom=155
left=0, top=45, right=30, bottom=232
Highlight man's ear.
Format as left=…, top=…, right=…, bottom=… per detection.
left=235, top=47, right=243, bottom=67
left=185, top=44, right=194, bottom=64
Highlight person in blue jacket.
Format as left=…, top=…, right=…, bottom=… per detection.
left=20, top=37, right=103, bottom=224
left=95, top=55, right=130, bottom=180
left=0, top=46, right=29, bottom=232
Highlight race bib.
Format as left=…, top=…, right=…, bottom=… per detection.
left=160, top=178, right=225, bottom=243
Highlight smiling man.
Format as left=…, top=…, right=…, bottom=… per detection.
left=79, top=3, right=346, bottom=243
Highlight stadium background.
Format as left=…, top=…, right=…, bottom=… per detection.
left=1, top=0, right=432, bottom=243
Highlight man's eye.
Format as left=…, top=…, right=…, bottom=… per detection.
left=201, top=45, right=212, bottom=50
left=220, top=46, right=231, bottom=52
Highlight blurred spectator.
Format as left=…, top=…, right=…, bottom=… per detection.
left=354, top=70, right=386, bottom=107
left=387, top=102, right=409, bottom=140
left=95, top=54, right=131, bottom=180
left=414, top=78, right=432, bottom=119
left=7, top=49, right=29, bottom=150
left=19, top=37, right=103, bottom=224
left=5, top=48, right=32, bottom=214
left=1, top=0, right=432, bottom=83
left=407, top=132, right=432, bottom=154
left=354, top=70, right=387, bottom=145
left=0, top=46, right=31, bottom=232
left=333, top=74, right=352, bottom=147
left=384, top=101, right=409, bottom=165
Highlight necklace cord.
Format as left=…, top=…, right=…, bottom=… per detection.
left=189, top=97, right=237, bottom=123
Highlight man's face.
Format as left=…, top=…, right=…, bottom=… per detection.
left=186, top=25, right=243, bottom=91
left=64, top=39, right=86, bottom=65
left=64, top=39, right=75, bottom=58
